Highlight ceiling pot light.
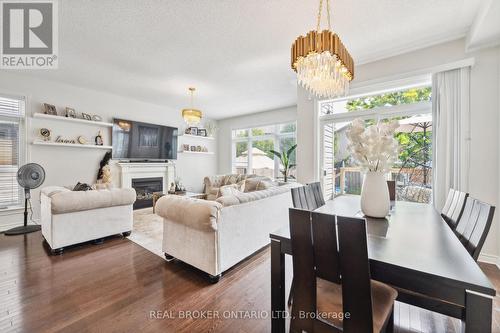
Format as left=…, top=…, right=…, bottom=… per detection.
left=181, top=87, right=202, bottom=125
left=291, top=0, right=354, bottom=99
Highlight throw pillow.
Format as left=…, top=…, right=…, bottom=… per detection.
left=255, top=180, right=275, bottom=191
left=219, top=184, right=241, bottom=197
left=243, top=178, right=260, bottom=192
left=73, top=182, right=93, bottom=191
left=236, top=180, right=246, bottom=192
left=207, top=187, right=220, bottom=201
left=243, top=177, right=272, bottom=192
left=226, top=174, right=239, bottom=185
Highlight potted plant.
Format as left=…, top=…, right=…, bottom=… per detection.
left=346, top=119, right=399, bottom=218
left=270, top=144, right=297, bottom=183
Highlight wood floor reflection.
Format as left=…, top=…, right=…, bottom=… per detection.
left=0, top=231, right=498, bottom=332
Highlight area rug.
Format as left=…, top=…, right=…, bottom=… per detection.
left=129, top=208, right=164, bottom=258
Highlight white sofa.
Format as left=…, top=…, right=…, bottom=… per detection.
left=40, top=186, right=136, bottom=254
left=155, top=182, right=299, bottom=281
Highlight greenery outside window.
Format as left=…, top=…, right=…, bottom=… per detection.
left=319, top=85, right=432, bottom=203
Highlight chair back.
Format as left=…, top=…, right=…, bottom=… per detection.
left=291, top=184, right=323, bottom=211
left=441, top=188, right=456, bottom=217
left=455, top=197, right=495, bottom=260
left=387, top=181, right=396, bottom=201
left=308, top=182, right=326, bottom=207
left=289, top=208, right=373, bottom=332
left=442, top=189, right=468, bottom=229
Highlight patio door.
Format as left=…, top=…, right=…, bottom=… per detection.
left=319, top=86, right=433, bottom=203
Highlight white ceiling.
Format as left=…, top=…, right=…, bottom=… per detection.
left=10, top=0, right=486, bottom=119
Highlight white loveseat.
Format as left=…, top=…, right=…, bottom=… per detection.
left=40, top=186, right=136, bottom=254
left=155, top=182, right=299, bottom=281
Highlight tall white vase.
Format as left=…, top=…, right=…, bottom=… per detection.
left=360, top=171, right=390, bottom=218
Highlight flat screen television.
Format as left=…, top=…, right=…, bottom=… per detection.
left=112, top=118, right=178, bottom=160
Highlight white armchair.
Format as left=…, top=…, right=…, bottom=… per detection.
left=40, top=186, right=136, bottom=254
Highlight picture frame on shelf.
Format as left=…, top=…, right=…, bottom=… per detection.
left=189, top=127, right=198, bottom=135
left=182, top=144, right=189, bottom=152
left=198, top=128, right=207, bottom=137
left=65, top=107, right=76, bottom=118
left=43, top=103, right=57, bottom=115
left=81, top=113, right=92, bottom=121
left=39, top=128, right=51, bottom=141
left=190, top=145, right=196, bottom=151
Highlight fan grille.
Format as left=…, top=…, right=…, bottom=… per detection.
left=17, top=163, right=45, bottom=189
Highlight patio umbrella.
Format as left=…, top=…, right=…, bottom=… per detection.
left=396, top=114, right=432, bottom=133
left=235, top=147, right=275, bottom=171
left=395, top=114, right=432, bottom=186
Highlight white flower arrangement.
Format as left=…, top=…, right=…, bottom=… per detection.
left=345, top=118, right=400, bottom=173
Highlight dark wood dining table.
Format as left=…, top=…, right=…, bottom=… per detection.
left=269, top=195, right=496, bottom=333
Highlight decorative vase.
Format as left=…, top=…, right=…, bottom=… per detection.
left=360, top=171, right=390, bottom=218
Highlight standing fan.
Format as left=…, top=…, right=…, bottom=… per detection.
left=5, top=163, right=45, bottom=236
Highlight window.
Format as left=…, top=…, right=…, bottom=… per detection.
left=232, top=122, right=296, bottom=180
left=320, top=86, right=432, bottom=203
left=0, top=95, right=25, bottom=208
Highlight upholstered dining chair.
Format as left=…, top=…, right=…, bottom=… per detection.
left=289, top=209, right=398, bottom=333
left=454, top=197, right=495, bottom=261
left=441, top=189, right=468, bottom=230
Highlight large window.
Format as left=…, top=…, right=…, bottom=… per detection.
left=320, top=86, right=432, bottom=203
left=0, top=95, right=25, bottom=208
left=232, top=122, right=296, bottom=180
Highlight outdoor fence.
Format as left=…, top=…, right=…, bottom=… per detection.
left=334, top=166, right=433, bottom=203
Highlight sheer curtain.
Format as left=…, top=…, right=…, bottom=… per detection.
left=432, top=67, right=471, bottom=210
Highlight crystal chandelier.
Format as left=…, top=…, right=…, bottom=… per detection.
left=291, top=0, right=354, bottom=99
left=182, top=87, right=202, bottom=125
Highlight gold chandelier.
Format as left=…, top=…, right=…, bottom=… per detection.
left=181, top=87, right=202, bottom=125
left=291, top=0, right=354, bottom=99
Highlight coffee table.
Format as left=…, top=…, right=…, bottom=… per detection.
left=152, top=191, right=207, bottom=213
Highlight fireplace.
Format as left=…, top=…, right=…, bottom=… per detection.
left=131, top=177, right=163, bottom=209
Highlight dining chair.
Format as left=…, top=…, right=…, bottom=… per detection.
left=291, top=184, right=322, bottom=211
left=454, top=197, right=495, bottom=261
left=289, top=184, right=324, bottom=306
left=308, top=182, right=326, bottom=208
left=442, top=189, right=468, bottom=229
left=441, top=189, right=456, bottom=218
left=288, top=208, right=398, bottom=333
left=386, top=181, right=396, bottom=201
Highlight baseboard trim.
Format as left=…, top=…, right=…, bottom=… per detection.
left=478, top=253, right=500, bottom=269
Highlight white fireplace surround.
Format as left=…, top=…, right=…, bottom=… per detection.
left=118, top=162, right=175, bottom=194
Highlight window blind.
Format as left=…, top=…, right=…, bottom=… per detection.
left=0, top=95, right=24, bottom=208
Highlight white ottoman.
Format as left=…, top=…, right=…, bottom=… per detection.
left=40, top=186, right=136, bottom=254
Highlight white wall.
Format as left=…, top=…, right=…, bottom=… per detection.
left=296, top=38, right=500, bottom=261
left=217, top=105, right=296, bottom=174
left=0, top=72, right=217, bottom=231
left=296, top=86, right=317, bottom=184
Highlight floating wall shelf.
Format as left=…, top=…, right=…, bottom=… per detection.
left=179, top=134, right=215, bottom=140
left=178, top=151, right=214, bottom=155
left=33, top=113, right=114, bottom=127
left=32, top=140, right=112, bottom=150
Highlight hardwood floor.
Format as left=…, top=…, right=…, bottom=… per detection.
left=1, top=231, right=499, bottom=333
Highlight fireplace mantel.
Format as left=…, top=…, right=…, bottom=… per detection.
left=118, top=162, right=175, bottom=194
